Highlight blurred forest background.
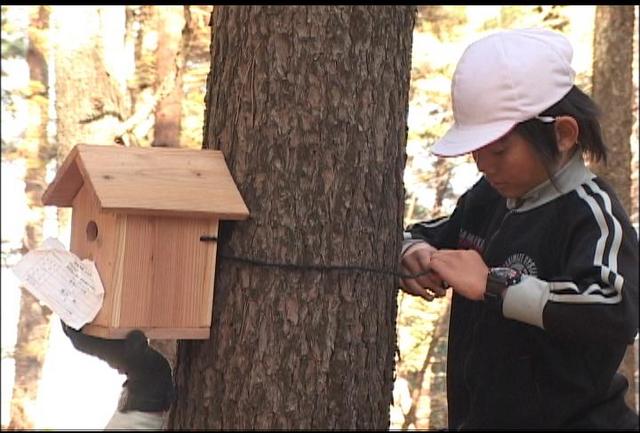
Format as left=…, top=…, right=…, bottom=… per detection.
left=1, top=5, right=638, bottom=430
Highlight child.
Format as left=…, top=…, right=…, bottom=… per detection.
left=400, top=28, right=639, bottom=429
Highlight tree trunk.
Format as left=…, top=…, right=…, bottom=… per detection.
left=431, top=158, right=453, bottom=218
left=8, top=6, right=53, bottom=429
left=591, top=5, right=637, bottom=412
left=151, top=6, right=184, bottom=148
left=169, top=6, right=415, bottom=429
left=51, top=5, right=128, bottom=242
left=52, top=6, right=128, bottom=150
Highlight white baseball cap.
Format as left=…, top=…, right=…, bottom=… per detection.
left=432, top=28, right=576, bottom=157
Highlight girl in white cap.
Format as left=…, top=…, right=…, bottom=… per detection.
left=400, top=28, right=638, bottom=429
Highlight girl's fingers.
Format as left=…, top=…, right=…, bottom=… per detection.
left=401, top=277, right=435, bottom=301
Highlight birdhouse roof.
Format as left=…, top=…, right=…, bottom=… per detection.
left=42, top=144, right=249, bottom=219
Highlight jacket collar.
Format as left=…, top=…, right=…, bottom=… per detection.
left=506, top=152, right=595, bottom=212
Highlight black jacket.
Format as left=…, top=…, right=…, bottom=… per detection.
left=407, top=154, right=639, bottom=429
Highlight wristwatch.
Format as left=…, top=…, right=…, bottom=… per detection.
left=484, top=267, right=522, bottom=302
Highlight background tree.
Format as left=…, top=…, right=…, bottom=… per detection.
left=168, top=6, right=415, bottom=429
left=1, top=6, right=27, bottom=154
left=179, top=6, right=213, bottom=149
left=590, top=5, right=637, bottom=412
left=124, top=5, right=155, bottom=146
left=151, top=6, right=185, bottom=148
left=51, top=5, right=129, bottom=240
left=1, top=6, right=211, bottom=428
left=404, top=6, right=468, bottom=225
left=7, top=6, right=53, bottom=429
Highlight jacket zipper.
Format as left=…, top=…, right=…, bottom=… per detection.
left=483, top=208, right=516, bottom=260
left=462, top=207, right=516, bottom=416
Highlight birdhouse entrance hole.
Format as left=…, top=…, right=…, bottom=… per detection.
left=86, top=221, right=98, bottom=241
left=41, top=144, right=251, bottom=339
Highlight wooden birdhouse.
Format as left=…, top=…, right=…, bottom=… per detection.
left=41, top=144, right=249, bottom=339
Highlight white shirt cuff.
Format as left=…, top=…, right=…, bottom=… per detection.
left=502, top=275, right=549, bottom=329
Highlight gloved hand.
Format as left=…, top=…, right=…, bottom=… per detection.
left=61, top=320, right=175, bottom=412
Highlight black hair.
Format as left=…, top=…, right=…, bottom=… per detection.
left=513, top=85, right=608, bottom=176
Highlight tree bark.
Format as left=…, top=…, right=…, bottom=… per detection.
left=51, top=6, right=128, bottom=242
left=169, top=6, right=415, bottom=429
left=431, top=158, right=453, bottom=218
left=8, top=7, right=53, bottom=429
left=591, top=5, right=637, bottom=412
left=151, top=6, right=184, bottom=148
left=52, top=6, right=128, bottom=151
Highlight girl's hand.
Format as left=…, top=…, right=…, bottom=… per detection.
left=429, top=249, right=489, bottom=301
left=399, top=242, right=447, bottom=302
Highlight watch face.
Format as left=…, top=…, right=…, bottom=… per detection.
left=491, top=267, right=521, bottom=285
left=486, top=267, right=522, bottom=301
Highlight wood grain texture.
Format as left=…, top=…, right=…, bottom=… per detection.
left=41, top=146, right=81, bottom=206
left=70, top=184, right=219, bottom=339
left=43, top=144, right=250, bottom=219
left=81, top=325, right=209, bottom=339
left=118, top=215, right=217, bottom=329
left=69, top=183, right=121, bottom=327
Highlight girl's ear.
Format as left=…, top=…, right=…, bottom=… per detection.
left=554, top=116, right=579, bottom=154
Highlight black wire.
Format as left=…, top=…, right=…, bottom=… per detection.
left=201, top=234, right=429, bottom=279
left=218, top=253, right=430, bottom=280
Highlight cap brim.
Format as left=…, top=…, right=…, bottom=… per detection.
left=431, top=120, right=517, bottom=157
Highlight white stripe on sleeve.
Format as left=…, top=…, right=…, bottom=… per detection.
left=574, top=183, right=624, bottom=293
left=585, top=180, right=624, bottom=291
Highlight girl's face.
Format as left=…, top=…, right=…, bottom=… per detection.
left=472, top=130, right=550, bottom=199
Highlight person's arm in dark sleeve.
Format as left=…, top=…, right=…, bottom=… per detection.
left=502, top=188, right=639, bottom=346
left=61, top=321, right=175, bottom=428
left=400, top=189, right=469, bottom=300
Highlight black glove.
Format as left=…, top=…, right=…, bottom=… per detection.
left=61, top=320, right=175, bottom=412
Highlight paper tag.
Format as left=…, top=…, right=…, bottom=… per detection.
left=11, top=237, right=105, bottom=330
